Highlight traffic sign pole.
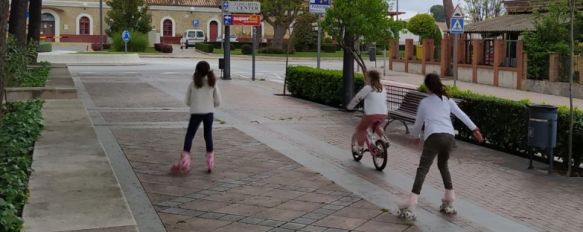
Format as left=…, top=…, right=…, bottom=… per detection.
left=317, top=14, right=321, bottom=69
left=252, top=26, right=257, bottom=81
left=453, top=34, right=458, bottom=87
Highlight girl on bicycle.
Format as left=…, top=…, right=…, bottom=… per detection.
left=398, top=73, right=483, bottom=220
left=171, top=61, right=222, bottom=175
left=347, top=70, right=388, bottom=152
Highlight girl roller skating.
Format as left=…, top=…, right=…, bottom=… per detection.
left=397, top=73, right=483, bottom=220
left=171, top=61, right=222, bottom=175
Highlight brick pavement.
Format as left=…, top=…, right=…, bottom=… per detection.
left=210, top=79, right=583, bottom=232
left=73, top=67, right=583, bottom=232
left=78, top=75, right=416, bottom=232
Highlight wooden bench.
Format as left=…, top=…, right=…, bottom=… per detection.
left=384, top=85, right=461, bottom=134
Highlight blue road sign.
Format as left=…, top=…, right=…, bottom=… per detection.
left=450, top=18, right=465, bottom=34
left=122, top=30, right=131, bottom=42
left=224, top=15, right=233, bottom=26
left=223, top=1, right=229, bottom=10
left=310, top=0, right=330, bottom=4
left=192, top=19, right=200, bottom=26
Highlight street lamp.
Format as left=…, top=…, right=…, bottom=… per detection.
left=99, top=0, right=103, bottom=50
left=190, top=7, right=195, bottom=14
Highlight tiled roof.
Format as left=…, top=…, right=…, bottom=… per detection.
left=464, top=14, right=536, bottom=33
left=504, top=0, right=583, bottom=14
left=146, top=0, right=221, bottom=7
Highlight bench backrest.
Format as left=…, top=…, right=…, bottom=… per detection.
left=385, top=85, right=427, bottom=114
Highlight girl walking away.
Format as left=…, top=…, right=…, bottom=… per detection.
left=397, top=73, right=483, bottom=220
left=347, top=70, right=389, bottom=150
left=171, top=61, right=222, bottom=175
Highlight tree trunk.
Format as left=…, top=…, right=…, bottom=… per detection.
left=28, top=0, right=43, bottom=44
left=0, top=0, right=10, bottom=117
left=443, top=0, right=454, bottom=28
left=342, top=31, right=355, bottom=108
left=270, top=24, right=287, bottom=50
left=8, top=0, right=27, bottom=45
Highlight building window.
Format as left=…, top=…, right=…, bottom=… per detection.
left=163, top=19, right=173, bottom=37
left=79, top=16, right=90, bottom=35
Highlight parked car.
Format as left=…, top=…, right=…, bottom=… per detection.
left=180, top=29, right=205, bottom=48
left=217, top=33, right=238, bottom=42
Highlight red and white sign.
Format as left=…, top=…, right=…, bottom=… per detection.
left=232, top=14, right=261, bottom=26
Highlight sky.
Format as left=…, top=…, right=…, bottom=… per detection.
left=395, top=0, right=463, bottom=20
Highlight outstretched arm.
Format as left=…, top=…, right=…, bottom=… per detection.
left=347, top=86, right=372, bottom=110
left=449, top=99, right=483, bottom=142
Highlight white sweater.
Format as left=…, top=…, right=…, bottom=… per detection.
left=411, top=94, right=477, bottom=140
left=185, top=80, right=222, bottom=114
left=347, top=85, right=388, bottom=115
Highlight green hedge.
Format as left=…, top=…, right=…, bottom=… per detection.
left=195, top=43, right=214, bottom=53
left=0, top=100, right=44, bottom=232
left=241, top=44, right=253, bottom=55
left=37, top=43, right=52, bottom=53
left=321, top=44, right=337, bottom=53
left=286, top=66, right=364, bottom=107
left=418, top=85, right=583, bottom=170
left=112, top=31, right=148, bottom=52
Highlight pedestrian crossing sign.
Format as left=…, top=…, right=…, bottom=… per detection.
left=450, top=18, right=464, bottom=34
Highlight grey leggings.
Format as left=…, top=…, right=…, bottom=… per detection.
left=412, top=133, right=455, bottom=194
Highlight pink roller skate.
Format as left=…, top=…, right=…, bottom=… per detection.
left=440, top=189, right=457, bottom=215
left=206, top=151, right=215, bottom=173
left=170, top=151, right=192, bottom=175
left=397, top=193, right=419, bottom=221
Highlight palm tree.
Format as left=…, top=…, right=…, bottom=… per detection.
left=8, top=0, right=28, bottom=45
left=28, top=0, right=43, bottom=44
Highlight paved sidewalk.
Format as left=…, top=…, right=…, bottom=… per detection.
left=74, top=72, right=416, bottom=232
left=379, top=69, right=583, bottom=108
left=68, top=63, right=583, bottom=232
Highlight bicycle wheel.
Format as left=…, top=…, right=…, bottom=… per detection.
left=351, top=134, right=363, bottom=162
left=372, top=140, right=388, bottom=171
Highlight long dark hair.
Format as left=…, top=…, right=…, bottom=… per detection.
left=424, top=73, right=448, bottom=100
left=367, top=70, right=383, bottom=92
left=193, top=61, right=216, bottom=88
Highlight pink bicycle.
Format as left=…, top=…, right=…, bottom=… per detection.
left=351, top=120, right=389, bottom=171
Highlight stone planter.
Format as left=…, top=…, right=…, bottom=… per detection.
left=6, top=63, right=77, bottom=102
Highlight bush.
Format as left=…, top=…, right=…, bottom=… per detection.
left=418, top=85, right=583, bottom=171
left=286, top=66, right=364, bottom=107
left=154, top=43, right=173, bottom=53
left=241, top=44, right=253, bottom=55
left=259, top=47, right=295, bottom=54
left=321, top=44, right=337, bottom=53
left=37, top=43, right=52, bottom=53
left=0, top=100, right=44, bottom=232
left=6, top=37, right=50, bottom=87
left=91, top=43, right=111, bottom=51
left=111, top=31, right=148, bottom=52
left=195, top=43, right=214, bottom=53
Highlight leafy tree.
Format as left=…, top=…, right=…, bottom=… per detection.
left=407, top=14, right=437, bottom=40
left=260, top=0, right=305, bottom=50
left=291, top=13, right=318, bottom=52
left=522, top=2, right=570, bottom=80
left=464, top=0, right=505, bottom=23
left=323, top=0, right=404, bottom=77
left=0, top=0, right=8, bottom=118
left=430, top=5, right=446, bottom=22
left=8, top=0, right=27, bottom=45
left=105, top=0, right=152, bottom=36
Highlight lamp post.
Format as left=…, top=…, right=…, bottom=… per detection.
left=100, top=0, right=103, bottom=50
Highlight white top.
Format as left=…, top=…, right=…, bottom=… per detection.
left=411, top=94, right=477, bottom=140
left=347, top=85, right=388, bottom=115
left=185, top=80, right=222, bottom=114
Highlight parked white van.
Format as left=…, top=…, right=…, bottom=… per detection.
left=180, top=29, right=205, bottom=48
